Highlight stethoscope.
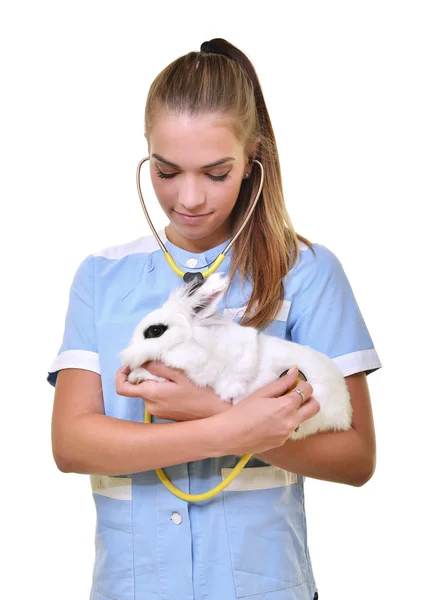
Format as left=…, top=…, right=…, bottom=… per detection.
left=136, top=156, right=264, bottom=285
left=135, top=156, right=304, bottom=502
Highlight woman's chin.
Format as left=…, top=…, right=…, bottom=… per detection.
left=166, top=215, right=231, bottom=249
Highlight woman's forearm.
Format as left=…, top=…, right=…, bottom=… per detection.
left=57, top=413, right=224, bottom=476
left=255, top=427, right=375, bottom=487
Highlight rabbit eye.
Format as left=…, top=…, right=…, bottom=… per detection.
left=144, top=324, right=168, bottom=339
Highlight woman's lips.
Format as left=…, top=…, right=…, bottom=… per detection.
left=174, top=211, right=211, bottom=224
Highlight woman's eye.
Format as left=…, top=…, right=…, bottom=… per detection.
left=208, top=172, right=231, bottom=182
left=155, top=166, right=231, bottom=183
left=155, top=168, right=176, bottom=180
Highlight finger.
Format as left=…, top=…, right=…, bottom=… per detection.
left=117, top=364, right=131, bottom=375
left=282, top=380, right=314, bottom=408
left=116, top=373, right=140, bottom=397
left=260, top=367, right=303, bottom=398
left=115, top=365, right=131, bottom=386
left=296, top=396, right=321, bottom=422
left=143, top=360, right=181, bottom=381
left=115, top=365, right=153, bottom=398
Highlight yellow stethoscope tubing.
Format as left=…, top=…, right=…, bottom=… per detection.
left=144, top=406, right=253, bottom=502
left=136, top=155, right=268, bottom=502
left=164, top=251, right=226, bottom=278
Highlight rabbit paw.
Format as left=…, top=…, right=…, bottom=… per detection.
left=215, top=380, right=248, bottom=402
left=128, top=367, right=167, bottom=385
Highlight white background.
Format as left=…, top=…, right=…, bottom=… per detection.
left=1, top=1, right=431, bottom=598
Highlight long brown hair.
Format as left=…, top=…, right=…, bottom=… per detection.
left=144, top=38, right=315, bottom=331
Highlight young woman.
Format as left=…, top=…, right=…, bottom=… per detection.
left=48, top=38, right=382, bottom=600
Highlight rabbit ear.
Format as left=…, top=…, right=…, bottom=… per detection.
left=184, top=272, right=229, bottom=321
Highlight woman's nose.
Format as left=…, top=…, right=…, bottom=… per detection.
left=178, top=180, right=207, bottom=211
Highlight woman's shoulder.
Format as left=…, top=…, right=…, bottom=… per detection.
left=291, top=239, right=343, bottom=277
left=283, top=239, right=351, bottom=307
left=92, top=232, right=159, bottom=261
left=70, top=233, right=161, bottom=292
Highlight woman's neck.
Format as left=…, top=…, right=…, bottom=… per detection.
left=164, top=224, right=232, bottom=253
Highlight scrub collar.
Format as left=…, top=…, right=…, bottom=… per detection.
left=157, top=226, right=233, bottom=270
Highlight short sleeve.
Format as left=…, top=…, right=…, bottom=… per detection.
left=288, top=244, right=382, bottom=377
left=47, top=254, right=100, bottom=387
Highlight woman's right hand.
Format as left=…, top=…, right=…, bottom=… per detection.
left=214, top=367, right=321, bottom=455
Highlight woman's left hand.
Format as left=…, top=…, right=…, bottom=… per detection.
left=116, top=361, right=232, bottom=422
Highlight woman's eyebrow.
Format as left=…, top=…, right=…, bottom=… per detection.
left=152, top=154, right=235, bottom=169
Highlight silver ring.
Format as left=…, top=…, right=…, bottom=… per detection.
left=293, top=387, right=306, bottom=404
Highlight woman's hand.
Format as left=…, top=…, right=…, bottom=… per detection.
left=212, top=367, right=321, bottom=456
left=115, top=361, right=232, bottom=422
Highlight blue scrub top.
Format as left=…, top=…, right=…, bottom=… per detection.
left=47, top=227, right=382, bottom=600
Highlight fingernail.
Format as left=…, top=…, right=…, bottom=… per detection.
left=288, top=366, right=298, bottom=376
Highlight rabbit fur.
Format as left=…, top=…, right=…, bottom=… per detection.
left=117, top=272, right=352, bottom=440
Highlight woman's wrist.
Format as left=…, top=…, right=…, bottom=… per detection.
left=200, top=387, right=232, bottom=418
left=211, top=398, right=233, bottom=416
left=172, top=392, right=232, bottom=421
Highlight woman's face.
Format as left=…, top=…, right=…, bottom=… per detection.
left=146, top=112, right=250, bottom=253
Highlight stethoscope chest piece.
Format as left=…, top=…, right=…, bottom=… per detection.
left=183, top=271, right=204, bottom=284
left=183, top=271, right=205, bottom=296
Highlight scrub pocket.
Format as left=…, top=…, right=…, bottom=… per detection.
left=90, top=475, right=134, bottom=600
left=221, top=464, right=307, bottom=598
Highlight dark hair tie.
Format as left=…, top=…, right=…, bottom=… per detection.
left=200, top=41, right=216, bottom=54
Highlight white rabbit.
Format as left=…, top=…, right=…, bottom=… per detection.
left=117, top=272, right=352, bottom=440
